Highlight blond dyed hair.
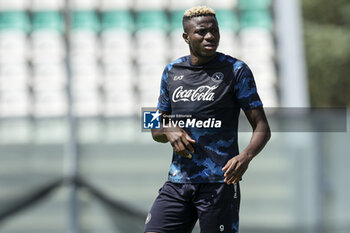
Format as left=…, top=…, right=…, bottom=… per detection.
left=183, top=5, right=216, bottom=18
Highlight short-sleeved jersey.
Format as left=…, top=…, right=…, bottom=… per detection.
left=157, top=52, right=262, bottom=183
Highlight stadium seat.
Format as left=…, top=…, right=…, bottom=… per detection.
left=0, top=90, right=30, bottom=117
left=0, top=63, right=28, bottom=91
left=72, top=90, right=100, bottom=117
left=32, top=11, right=64, bottom=32
left=31, top=0, right=64, bottom=10
left=0, top=10, right=30, bottom=32
left=168, top=0, right=202, bottom=10
left=70, top=10, right=100, bottom=119
left=240, top=10, right=273, bottom=31
left=72, top=10, right=99, bottom=31
left=139, top=89, right=160, bottom=107
left=99, top=0, right=131, bottom=10
left=71, top=61, right=100, bottom=91
left=134, top=0, right=165, bottom=10
left=32, top=63, right=67, bottom=91
left=240, top=28, right=275, bottom=60
left=70, top=11, right=100, bottom=63
left=135, top=10, right=169, bottom=63
left=238, top=0, right=272, bottom=10
left=103, top=63, right=134, bottom=91
left=33, top=90, right=68, bottom=117
left=31, top=11, right=65, bottom=63
left=0, top=11, right=30, bottom=63
left=216, top=10, right=239, bottom=32
left=104, top=91, right=136, bottom=117
left=0, top=31, right=28, bottom=63
left=169, top=10, right=188, bottom=60
left=135, top=10, right=168, bottom=31
left=102, top=60, right=135, bottom=116
left=216, top=10, right=239, bottom=56
left=170, top=9, right=184, bottom=31
left=71, top=0, right=98, bottom=10
left=0, top=0, right=28, bottom=10
left=101, top=10, right=134, bottom=31
left=101, top=10, right=134, bottom=63
left=31, top=32, right=65, bottom=63
left=206, top=0, right=237, bottom=9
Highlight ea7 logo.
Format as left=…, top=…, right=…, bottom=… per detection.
left=174, top=75, right=184, bottom=80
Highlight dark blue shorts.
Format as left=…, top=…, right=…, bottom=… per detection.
left=144, top=181, right=240, bottom=233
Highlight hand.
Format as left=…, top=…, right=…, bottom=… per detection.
left=164, top=127, right=195, bottom=159
left=222, top=153, right=252, bottom=184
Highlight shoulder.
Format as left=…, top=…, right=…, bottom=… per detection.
left=217, top=53, right=249, bottom=72
left=164, top=56, right=190, bottom=72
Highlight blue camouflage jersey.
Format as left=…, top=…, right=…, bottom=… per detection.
left=157, top=52, right=262, bottom=183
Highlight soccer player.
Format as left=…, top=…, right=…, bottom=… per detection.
left=144, top=6, right=271, bottom=233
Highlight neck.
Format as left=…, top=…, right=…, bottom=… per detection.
left=190, top=52, right=217, bottom=65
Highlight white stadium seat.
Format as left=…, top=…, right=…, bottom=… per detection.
left=218, top=30, right=239, bottom=58
left=71, top=0, right=98, bottom=10
left=103, top=63, right=134, bottom=92
left=99, top=0, right=131, bottom=10
left=135, top=30, right=168, bottom=63
left=0, top=63, right=28, bottom=90
left=0, top=0, right=28, bottom=10
left=33, top=90, right=68, bottom=117
left=0, top=90, right=30, bottom=117
left=240, top=28, right=275, bottom=59
left=70, top=31, right=100, bottom=63
left=134, top=0, right=166, bottom=10
left=31, top=31, right=65, bottom=64
left=168, top=0, right=203, bottom=10
left=72, top=90, right=100, bottom=117
left=100, top=30, right=134, bottom=63
left=0, top=32, right=28, bottom=63
left=71, top=61, right=100, bottom=91
left=32, top=63, right=67, bottom=91
left=103, top=91, right=136, bottom=117
left=31, top=0, right=64, bottom=10
left=139, top=90, right=160, bottom=107
left=170, top=29, right=189, bottom=60
left=205, top=0, right=237, bottom=9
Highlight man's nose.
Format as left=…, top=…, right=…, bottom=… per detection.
left=205, top=32, right=215, bottom=40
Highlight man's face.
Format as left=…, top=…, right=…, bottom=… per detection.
left=183, top=15, right=220, bottom=58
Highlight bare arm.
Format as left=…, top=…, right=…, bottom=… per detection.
left=151, top=111, right=170, bottom=143
left=222, top=107, right=271, bottom=184
left=151, top=110, right=195, bottom=159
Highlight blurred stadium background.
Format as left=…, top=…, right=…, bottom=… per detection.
left=0, top=0, right=349, bottom=233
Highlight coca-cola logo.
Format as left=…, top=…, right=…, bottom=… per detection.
left=172, top=85, right=218, bottom=102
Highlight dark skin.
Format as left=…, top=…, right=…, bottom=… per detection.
left=182, top=15, right=220, bottom=65
left=151, top=15, right=271, bottom=185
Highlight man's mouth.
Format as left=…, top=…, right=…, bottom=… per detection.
left=203, top=44, right=217, bottom=50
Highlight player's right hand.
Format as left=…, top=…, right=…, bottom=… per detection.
left=164, top=127, right=195, bottom=159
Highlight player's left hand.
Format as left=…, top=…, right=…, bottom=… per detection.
left=222, top=153, right=252, bottom=184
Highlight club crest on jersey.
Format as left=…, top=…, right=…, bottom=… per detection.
left=172, top=85, right=217, bottom=102
left=211, top=72, right=224, bottom=82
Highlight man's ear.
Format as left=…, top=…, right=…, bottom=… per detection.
left=183, top=32, right=189, bottom=44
